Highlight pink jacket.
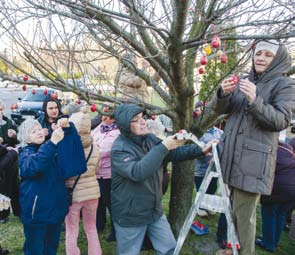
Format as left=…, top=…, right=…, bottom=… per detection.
left=92, top=124, right=120, bottom=179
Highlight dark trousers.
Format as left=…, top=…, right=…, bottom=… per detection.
left=261, top=202, right=294, bottom=251
left=216, top=213, right=227, bottom=241
left=96, top=178, right=115, bottom=235
left=23, top=222, right=62, bottom=255
left=194, top=176, right=218, bottom=194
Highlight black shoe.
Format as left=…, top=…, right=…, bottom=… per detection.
left=0, top=218, right=9, bottom=224
left=1, top=248, right=10, bottom=255
left=106, top=233, right=116, bottom=242
left=217, top=239, right=227, bottom=249
left=255, top=237, right=275, bottom=252
left=255, top=237, right=264, bottom=248
left=283, top=224, right=290, bottom=232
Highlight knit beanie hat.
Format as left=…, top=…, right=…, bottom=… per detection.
left=254, top=40, right=279, bottom=56
left=69, top=108, right=91, bottom=135
left=64, top=102, right=81, bottom=116
left=17, top=118, right=42, bottom=147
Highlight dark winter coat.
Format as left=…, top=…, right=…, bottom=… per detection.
left=211, top=44, right=295, bottom=195
left=261, top=143, right=295, bottom=204
left=111, top=104, right=204, bottom=227
left=0, top=116, right=18, bottom=147
left=0, top=145, right=20, bottom=217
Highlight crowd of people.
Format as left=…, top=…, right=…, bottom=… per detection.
left=0, top=39, right=294, bottom=255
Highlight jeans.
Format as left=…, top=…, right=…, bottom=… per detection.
left=23, top=222, right=62, bottom=255
left=65, top=199, right=102, bottom=255
left=261, top=202, right=294, bottom=251
left=114, top=214, right=176, bottom=255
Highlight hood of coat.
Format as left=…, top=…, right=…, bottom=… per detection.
left=69, top=111, right=93, bottom=148
left=114, top=104, right=145, bottom=137
left=250, top=43, right=292, bottom=83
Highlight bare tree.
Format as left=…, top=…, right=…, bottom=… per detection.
left=0, top=0, right=294, bottom=235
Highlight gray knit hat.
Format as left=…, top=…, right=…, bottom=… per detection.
left=17, top=118, right=42, bottom=147
left=254, top=40, right=279, bottom=56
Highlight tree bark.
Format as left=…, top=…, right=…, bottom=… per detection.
left=168, top=159, right=195, bottom=237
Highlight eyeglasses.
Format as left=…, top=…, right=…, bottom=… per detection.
left=131, top=115, right=147, bottom=123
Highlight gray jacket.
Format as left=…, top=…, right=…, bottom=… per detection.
left=211, top=44, right=295, bottom=195
left=111, top=104, right=204, bottom=227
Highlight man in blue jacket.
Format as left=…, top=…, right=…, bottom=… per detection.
left=111, top=103, right=214, bottom=255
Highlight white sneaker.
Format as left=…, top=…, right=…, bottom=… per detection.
left=207, top=209, right=216, bottom=215
left=197, top=209, right=208, bottom=217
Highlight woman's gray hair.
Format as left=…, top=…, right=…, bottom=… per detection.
left=17, top=118, right=42, bottom=147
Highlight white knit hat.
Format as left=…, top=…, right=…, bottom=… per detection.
left=254, top=40, right=279, bottom=56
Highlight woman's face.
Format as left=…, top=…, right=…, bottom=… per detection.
left=46, top=101, right=59, bottom=122
left=254, top=50, right=275, bottom=74
left=28, top=124, right=45, bottom=145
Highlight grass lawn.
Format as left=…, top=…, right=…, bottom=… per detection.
left=0, top=185, right=294, bottom=255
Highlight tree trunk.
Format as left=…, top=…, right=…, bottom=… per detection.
left=168, top=159, right=195, bottom=237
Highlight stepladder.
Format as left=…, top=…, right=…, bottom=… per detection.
left=173, top=131, right=240, bottom=255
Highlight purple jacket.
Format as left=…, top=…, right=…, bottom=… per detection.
left=261, top=142, right=295, bottom=204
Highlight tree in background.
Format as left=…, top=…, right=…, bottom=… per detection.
left=0, top=0, right=294, bottom=236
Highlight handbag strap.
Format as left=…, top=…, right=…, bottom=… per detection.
left=71, top=144, right=94, bottom=190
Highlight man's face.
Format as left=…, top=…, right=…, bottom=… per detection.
left=130, top=112, right=147, bottom=136
left=28, top=124, right=45, bottom=145
left=46, top=101, right=59, bottom=122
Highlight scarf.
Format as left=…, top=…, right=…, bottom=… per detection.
left=100, top=123, right=118, bottom=133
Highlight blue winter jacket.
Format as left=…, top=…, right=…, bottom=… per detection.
left=19, top=124, right=87, bottom=224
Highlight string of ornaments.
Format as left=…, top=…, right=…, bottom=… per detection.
left=198, top=32, right=226, bottom=75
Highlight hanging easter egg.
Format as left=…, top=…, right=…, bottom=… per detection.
left=203, top=44, right=212, bottom=55
left=90, top=104, right=97, bottom=112
left=231, top=75, right=239, bottom=85
left=198, top=67, right=205, bottom=74
left=200, top=55, right=207, bottom=65
left=51, top=93, right=58, bottom=99
left=23, top=74, right=28, bottom=81
left=211, top=34, right=221, bottom=48
left=22, top=85, right=27, bottom=91
left=32, top=89, right=36, bottom=95
left=43, top=88, right=48, bottom=95
left=220, top=52, right=228, bottom=64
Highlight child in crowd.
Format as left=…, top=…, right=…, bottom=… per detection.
left=65, top=108, right=102, bottom=255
